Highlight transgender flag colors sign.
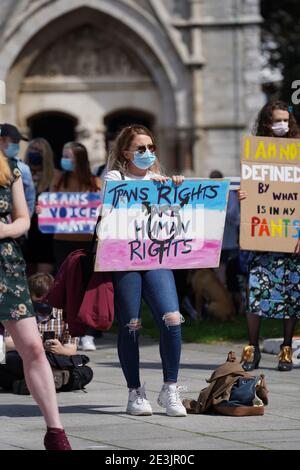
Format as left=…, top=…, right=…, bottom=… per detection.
left=95, top=179, right=229, bottom=271
left=38, top=192, right=101, bottom=234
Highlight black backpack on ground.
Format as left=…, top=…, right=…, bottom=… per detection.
left=46, top=353, right=93, bottom=391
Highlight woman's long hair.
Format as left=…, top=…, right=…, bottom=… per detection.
left=25, top=138, right=54, bottom=192
left=107, top=125, right=161, bottom=175
left=253, top=100, right=299, bottom=137
left=62, top=142, right=96, bottom=191
left=0, top=149, right=12, bottom=187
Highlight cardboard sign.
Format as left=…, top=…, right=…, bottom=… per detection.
left=240, top=136, right=300, bottom=252
left=95, top=179, right=229, bottom=271
left=38, top=192, right=101, bottom=234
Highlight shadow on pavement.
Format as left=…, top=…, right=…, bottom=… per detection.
left=0, top=404, right=122, bottom=418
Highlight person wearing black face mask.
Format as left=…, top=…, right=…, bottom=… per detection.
left=27, top=150, right=43, bottom=167
left=25, top=138, right=55, bottom=275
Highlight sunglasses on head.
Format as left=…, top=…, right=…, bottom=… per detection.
left=132, top=144, right=156, bottom=155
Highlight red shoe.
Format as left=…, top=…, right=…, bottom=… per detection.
left=44, top=428, right=72, bottom=450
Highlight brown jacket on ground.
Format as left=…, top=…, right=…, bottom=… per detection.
left=183, top=353, right=268, bottom=414
left=183, top=362, right=253, bottom=414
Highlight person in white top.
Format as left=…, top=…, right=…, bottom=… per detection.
left=104, top=124, right=187, bottom=417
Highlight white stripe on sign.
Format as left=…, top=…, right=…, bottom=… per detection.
left=187, top=177, right=240, bottom=190
left=229, top=177, right=240, bottom=190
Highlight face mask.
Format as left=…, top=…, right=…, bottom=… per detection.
left=271, top=121, right=289, bottom=137
left=132, top=149, right=156, bottom=170
left=5, top=143, right=20, bottom=159
left=28, top=151, right=43, bottom=166
left=32, top=301, right=52, bottom=317
left=61, top=158, right=74, bottom=172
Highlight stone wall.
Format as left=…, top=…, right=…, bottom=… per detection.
left=0, top=0, right=263, bottom=175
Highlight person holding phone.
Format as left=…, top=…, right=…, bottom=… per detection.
left=1, top=274, right=79, bottom=393
left=29, top=274, right=78, bottom=357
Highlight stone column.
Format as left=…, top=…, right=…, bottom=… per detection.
left=189, top=0, right=205, bottom=177
left=176, top=128, right=194, bottom=175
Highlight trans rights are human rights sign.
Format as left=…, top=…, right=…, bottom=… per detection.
left=95, top=179, right=229, bottom=271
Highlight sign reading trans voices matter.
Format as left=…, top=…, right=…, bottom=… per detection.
left=95, top=179, right=229, bottom=271
left=240, top=136, right=300, bottom=253
left=38, top=192, right=101, bottom=234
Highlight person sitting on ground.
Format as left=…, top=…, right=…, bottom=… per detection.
left=0, top=273, right=93, bottom=393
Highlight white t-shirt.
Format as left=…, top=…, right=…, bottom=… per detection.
left=105, top=170, right=160, bottom=181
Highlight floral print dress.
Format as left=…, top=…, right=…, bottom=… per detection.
left=0, top=159, right=34, bottom=321
left=248, top=252, right=300, bottom=319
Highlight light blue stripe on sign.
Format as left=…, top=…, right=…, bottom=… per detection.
left=103, top=179, right=230, bottom=210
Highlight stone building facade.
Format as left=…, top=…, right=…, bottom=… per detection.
left=0, top=0, right=263, bottom=175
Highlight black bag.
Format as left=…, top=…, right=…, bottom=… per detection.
left=46, top=353, right=93, bottom=391
left=59, top=365, right=93, bottom=392
left=46, top=353, right=90, bottom=369
left=0, top=351, right=24, bottom=390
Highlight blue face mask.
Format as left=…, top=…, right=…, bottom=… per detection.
left=5, top=143, right=20, bottom=159
left=132, top=149, right=156, bottom=170
left=61, top=158, right=74, bottom=172
left=28, top=151, right=43, bottom=166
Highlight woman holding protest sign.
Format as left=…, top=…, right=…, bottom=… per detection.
left=104, top=124, right=187, bottom=417
left=0, top=146, right=71, bottom=450
left=239, top=101, right=300, bottom=372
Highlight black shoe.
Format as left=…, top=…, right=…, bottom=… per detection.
left=240, top=345, right=261, bottom=371
left=278, top=345, right=293, bottom=372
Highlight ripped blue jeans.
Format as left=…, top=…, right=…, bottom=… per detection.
left=113, top=269, right=183, bottom=389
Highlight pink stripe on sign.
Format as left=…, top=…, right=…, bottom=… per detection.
left=39, top=217, right=96, bottom=224
left=40, top=203, right=99, bottom=209
left=95, top=239, right=222, bottom=271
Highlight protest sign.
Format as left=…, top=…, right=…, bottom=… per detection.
left=240, top=136, right=300, bottom=252
left=38, top=192, right=101, bottom=234
left=95, top=179, right=229, bottom=271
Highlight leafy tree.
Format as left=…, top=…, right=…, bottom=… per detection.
left=261, top=0, right=300, bottom=117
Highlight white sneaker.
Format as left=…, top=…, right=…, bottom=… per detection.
left=126, top=384, right=153, bottom=416
left=157, top=384, right=187, bottom=417
left=0, top=335, right=5, bottom=364
left=80, top=335, right=96, bottom=351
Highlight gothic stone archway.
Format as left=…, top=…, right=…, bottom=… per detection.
left=1, top=3, right=192, bottom=171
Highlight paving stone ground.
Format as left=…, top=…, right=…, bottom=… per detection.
left=0, top=334, right=299, bottom=451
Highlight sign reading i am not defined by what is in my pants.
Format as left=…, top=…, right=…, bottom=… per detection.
left=240, top=135, right=300, bottom=253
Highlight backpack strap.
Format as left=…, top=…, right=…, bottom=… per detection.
left=90, top=171, right=124, bottom=252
